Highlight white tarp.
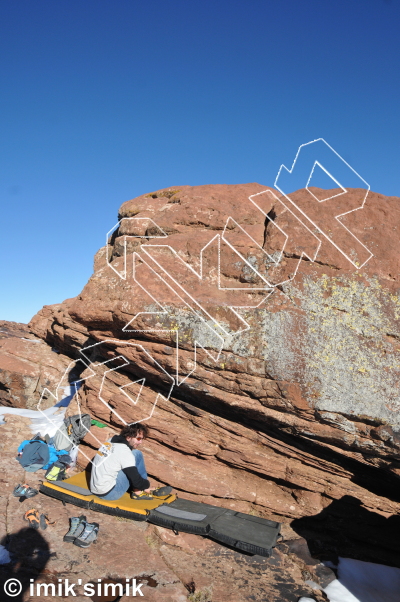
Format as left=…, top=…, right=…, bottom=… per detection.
left=0, top=385, right=77, bottom=437
left=0, top=405, right=66, bottom=436
left=299, top=557, right=400, bottom=602
left=325, top=557, right=400, bottom=602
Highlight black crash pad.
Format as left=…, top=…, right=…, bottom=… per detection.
left=148, top=498, right=281, bottom=556
left=148, top=498, right=226, bottom=534
left=208, top=510, right=281, bottom=556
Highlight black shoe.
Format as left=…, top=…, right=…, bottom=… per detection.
left=152, top=486, right=172, bottom=497
left=13, top=484, right=38, bottom=498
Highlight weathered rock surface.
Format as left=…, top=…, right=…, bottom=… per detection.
left=2, top=183, right=400, bottom=584
left=0, top=320, right=70, bottom=409
left=0, top=415, right=323, bottom=602
left=30, top=184, right=400, bottom=462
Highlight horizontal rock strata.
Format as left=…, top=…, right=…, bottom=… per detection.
left=2, top=183, right=400, bottom=566
left=0, top=320, right=70, bottom=409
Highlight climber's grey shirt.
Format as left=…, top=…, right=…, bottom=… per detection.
left=90, top=435, right=149, bottom=495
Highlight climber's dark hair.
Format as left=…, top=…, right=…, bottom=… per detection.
left=120, top=423, right=149, bottom=439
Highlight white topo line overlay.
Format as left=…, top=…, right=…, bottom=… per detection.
left=35, top=341, right=174, bottom=468
left=105, top=140, right=372, bottom=384
left=274, top=138, right=373, bottom=268
left=132, top=237, right=273, bottom=384
left=109, top=215, right=278, bottom=384
left=33, top=139, right=373, bottom=447
left=107, top=217, right=168, bottom=280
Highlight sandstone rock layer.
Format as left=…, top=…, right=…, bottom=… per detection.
left=3, top=183, right=400, bottom=567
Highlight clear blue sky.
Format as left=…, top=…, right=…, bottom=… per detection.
left=1, top=0, right=399, bottom=323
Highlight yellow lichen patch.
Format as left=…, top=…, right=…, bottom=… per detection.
left=122, top=207, right=141, bottom=217
left=288, top=273, right=400, bottom=426
left=145, top=189, right=181, bottom=200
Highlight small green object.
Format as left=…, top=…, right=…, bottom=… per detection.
left=91, top=419, right=107, bottom=428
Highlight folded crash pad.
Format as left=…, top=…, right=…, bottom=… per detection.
left=148, top=498, right=227, bottom=534
left=208, top=510, right=281, bottom=556
left=148, top=498, right=281, bottom=557
left=39, top=470, right=176, bottom=520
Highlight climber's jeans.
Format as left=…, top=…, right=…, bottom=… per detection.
left=96, top=449, right=148, bottom=501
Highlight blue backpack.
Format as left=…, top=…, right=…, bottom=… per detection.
left=17, top=440, right=50, bottom=472
left=17, top=438, right=68, bottom=472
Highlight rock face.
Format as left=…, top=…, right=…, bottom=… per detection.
left=0, top=414, right=328, bottom=602
left=0, top=320, right=70, bottom=409
left=3, top=183, right=400, bottom=569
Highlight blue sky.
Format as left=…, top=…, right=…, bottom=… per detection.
left=1, top=0, right=399, bottom=323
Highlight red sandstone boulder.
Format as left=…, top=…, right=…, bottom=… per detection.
left=2, top=183, right=400, bottom=565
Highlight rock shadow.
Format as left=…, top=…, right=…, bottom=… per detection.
left=291, top=494, right=400, bottom=568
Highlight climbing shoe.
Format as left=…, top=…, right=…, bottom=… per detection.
left=13, top=484, right=26, bottom=497
left=39, top=513, right=54, bottom=530
left=130, top=491, right=153, bottom=500
left=152, top=486, right=172, bottom=497
left=13, top=484, right=38, bottom=498
left=73, top=522, right=99, bottom=548
left=24, top=509, right=40, bottom=529
left=63, top=515, right=87, bottom=543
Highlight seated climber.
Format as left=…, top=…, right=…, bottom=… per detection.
left=90, top=423, right=171, bottom=501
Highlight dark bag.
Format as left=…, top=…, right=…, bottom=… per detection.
left=17, top=440, right=50, bottom=472
left=45, top=461, right=67, bottom=481
left=45, top=454, right=72, bottom=481
left=53, top=413, right=91, bottom=451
